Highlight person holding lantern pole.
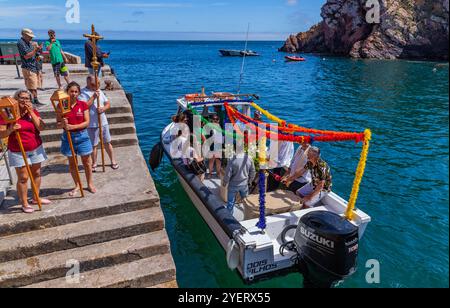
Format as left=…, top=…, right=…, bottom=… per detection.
left=57, top=82, right=96, bottom=196
left=80, top=75, right=118, bottom=172
left=0, top=90, right=50, bottom=214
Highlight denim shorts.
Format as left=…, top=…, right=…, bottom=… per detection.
left=61, top=130, right=93, bottom=157
left=88, top=125, right=112, bottom=147
left=8, top=145, right=48, bottom=168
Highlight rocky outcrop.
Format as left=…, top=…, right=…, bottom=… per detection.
left=280, top=0, right=449, bottom=60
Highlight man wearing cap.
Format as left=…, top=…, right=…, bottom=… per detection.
left=45, top=30, right=70, bottom=90
left=17, top=28, right=45, bottom=106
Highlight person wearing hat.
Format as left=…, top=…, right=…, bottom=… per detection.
left=17, top=28, right=45, bottom=106
left=45, top=29, right=70, bottom=90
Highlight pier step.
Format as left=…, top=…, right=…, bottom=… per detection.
left=0, top=231, right=170, bottom=288
left=43, top=112, right=135, bottom=130
left=0, top=208, right=164, bottom=263
left=39, top=106, right=133, bottom=120
left=24, top=253, right=176, bottom=288
left=40, top=123, right=136, bottom=143
left=43, top=133, right=138, bottom=154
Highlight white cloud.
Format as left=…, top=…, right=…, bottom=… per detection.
left=120, top=3, right=192, bottom=8
left=286, top=0, right=298, bottom=5
left=0, top=5, right=62, bottom=17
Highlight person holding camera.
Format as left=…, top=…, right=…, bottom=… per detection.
left=17, top=28, right=45, bottom=106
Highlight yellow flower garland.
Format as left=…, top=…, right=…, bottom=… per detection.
left=250, top=101, right=371, bottom=221
left=345, top=129, right=371, bottom=220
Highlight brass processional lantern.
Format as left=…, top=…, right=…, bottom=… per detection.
left=50, top=90, right=72, bottom=115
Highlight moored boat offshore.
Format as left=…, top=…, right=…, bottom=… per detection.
left=151, top=91, right=372, bottom=287
left=219, top=49, right=260, bottom=57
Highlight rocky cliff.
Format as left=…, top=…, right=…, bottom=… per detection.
left=280, top=0, right=449, bottom=60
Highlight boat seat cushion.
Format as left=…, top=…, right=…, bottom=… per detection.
left=242, top=189, right=302, bottom=220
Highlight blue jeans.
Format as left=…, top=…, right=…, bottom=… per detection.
left=227, top=184, right=249, bottom=214
left=61, top=130, right=93, bottom=157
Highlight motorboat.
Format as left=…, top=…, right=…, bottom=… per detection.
left=150, top=92, right=372, bottom=287
left=219, top=49, right=260, bottom=57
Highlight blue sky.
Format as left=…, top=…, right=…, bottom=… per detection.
left=0, top=0, right=325, bottom=40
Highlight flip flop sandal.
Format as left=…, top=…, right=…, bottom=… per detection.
left=111, top=163, right=119, bottom=170
left=92, top=165, right=98, bottom=173
left=22, top=206, right=35, bottom=214
left=31, top=199, right=52, bottom=205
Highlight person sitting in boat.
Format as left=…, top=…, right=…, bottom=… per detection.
left=183, top=135, right=206, bottom=182
left=282, top=141, right=311, bottom=193
left=253, top=110, right=262, bottom=122
left=286, top=146, right=332, bottom=208
left=169, top=113, right=189, bottom=157
left=267, top=140, right=294, bottom=191
left=222, top=152, right=256, bottom=214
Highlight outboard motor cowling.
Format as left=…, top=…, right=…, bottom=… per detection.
left=294, top=211, right=359, bottom=288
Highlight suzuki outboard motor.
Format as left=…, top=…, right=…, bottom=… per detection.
left=294, top=211, right=359, bottom=288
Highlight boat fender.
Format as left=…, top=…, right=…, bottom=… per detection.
left=149, top=142, right=164, bottom=171
left=226, top=239, right=240, bottom=270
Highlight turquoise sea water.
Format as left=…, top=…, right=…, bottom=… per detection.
left=7, top=40, right=448, bottom=288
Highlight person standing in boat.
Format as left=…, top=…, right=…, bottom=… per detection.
left=206, top=115, right=223, bottom=179
left=282, top=141, right=311, bottom=193
left=79, top=75, right=119, bottom=171
left=57, top=82, right=96, bottom=196
left=286, top=146, right=332, bottom=208
left=222, top=152, right=256, bottom=214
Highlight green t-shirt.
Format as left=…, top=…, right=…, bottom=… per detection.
left=45, top=39, right=64, bottom=65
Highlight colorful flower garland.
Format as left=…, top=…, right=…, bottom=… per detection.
left=224, top=102, right=372, bottom=222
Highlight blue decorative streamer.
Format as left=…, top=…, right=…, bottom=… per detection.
left=256, top=170, right=267, bottom=230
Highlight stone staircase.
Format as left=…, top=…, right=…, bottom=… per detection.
left=0, top=64, right=177, bottom=288
left=38, top=106, right=138, bottom=154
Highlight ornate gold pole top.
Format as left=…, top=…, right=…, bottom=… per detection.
left=83, top=24, right=104, bottom=71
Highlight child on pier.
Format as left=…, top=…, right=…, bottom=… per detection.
left=57, top=82, right=96, bottom=196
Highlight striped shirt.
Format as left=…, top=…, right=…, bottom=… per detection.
left=17, top=38, right=39, bottom=73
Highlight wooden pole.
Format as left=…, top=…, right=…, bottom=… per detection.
left=83, top=24, right=105, bottom=172
left=94, top=70, right=106, bottom=172
left=15, top=132, right=42, bottom=210
left=65, top=129, right=84, bottom=197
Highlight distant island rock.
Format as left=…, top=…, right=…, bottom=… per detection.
left=279, top=0, right=449, bottom=60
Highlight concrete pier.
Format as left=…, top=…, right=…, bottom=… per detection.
left=0, top=64, right=177, bottom=288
